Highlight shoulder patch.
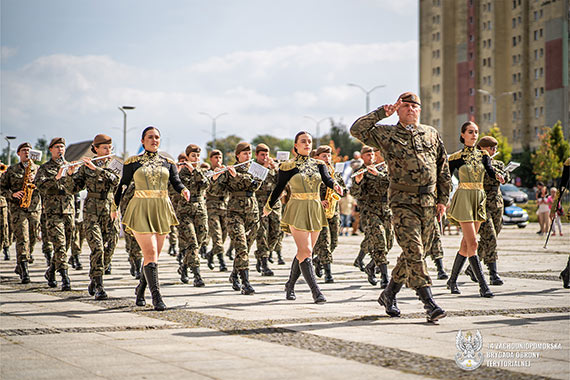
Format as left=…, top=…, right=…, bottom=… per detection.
left=448, top=150, right=462, bottom=161
left=279, top=159, right=296, bottom=171
left=124, top=155, right=142, bottom=165
left=312, top=158, right=326, bottom=166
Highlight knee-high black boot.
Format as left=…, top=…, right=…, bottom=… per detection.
left=143, top=263, right=166, bottom=311
left=468, top=256, right=494, bottom=298
left=135, top=268, right=147, bottom=306
left=285, top=257, right=301, bottom=300
left=299, top=258, right=326, bottom=304
left=378, top=279, right=403, bottom=317
left=446, top=253, right=467, bottom=294
left=560, top=256, right=570, bottom=289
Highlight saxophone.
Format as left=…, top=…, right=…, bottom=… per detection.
left=324, top=163, right=341, bottom=219
left=20, top=162, right=36, bottom=208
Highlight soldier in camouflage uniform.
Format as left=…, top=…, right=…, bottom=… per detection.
left=176, top=144, right=209, bottom=287
left=119, top=182, right=142, bottom=279
left=40, top=211, right=53, bottom=265
left=351, top=92, right=451, bottom=323
left=1, top=143, right=41, bottom=283
left=213, top=142, right=262, bottom=295
left=35, top=137, right=75, bottom=291
left=0, top=190, right=8, bottom=261
left=351, top=146, right=392, bottom=288
left=312, top=145, right=346, bottom=283
left=68, top=192, right=85, bottom=270
left=463, top=136, right=510, bottom=286
left=61, top=134, right=120, bottom=299
left=423, top=218, right=448, bottom=279
left=254, top=143, right=279, bottom=276
left=206, top=149, right=228, bottom=272
left=169, top=153, right=187, bottom=260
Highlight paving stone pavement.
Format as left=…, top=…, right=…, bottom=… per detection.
left=1, top=222, right=568, bottom=380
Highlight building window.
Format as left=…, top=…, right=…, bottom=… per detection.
left=488, top=57, right=492, bottom=67
left=534, top=11, right=538, bottom=21
left=513, top=111, right=517, bottom=121
left=534, top=30, right=538, bottom=40
left=535, top=88, right=539, bottom=98
left=540, top=48, right=544, bottom=57
left=488, top=21, right=492, bottom=30
left=535, top=108, right=539, bottom=118
left=469, top=88, right=475, bottom=96
left=488, top=75, right=492, bottom=85
left=541, top=87, right=544, bottom=95
left=512, top=18, right=516, bottom=28
left=513, top=93, right=517, bottom=102
left=517, top=72, right=521, bottom=82
left=512, top=74, right=517, bottom=83
left=534, top=49, right=538, bottom=60
left=518, top=16, right=521, bottom=25
left=483, top=40, right=487, bottom=48
left=488, top=39, right=492, bottom=48
left=535, top=69, right=539, bottom=79
left=540, top=28, right=543, bottom=37
left=483, top=58, right=487, bottom=66
left=540, top=67, right=543, bottom=76
left=513, top=37, right=517, bottom=47
left=513, top=0, right=516, bottom=8
left=470, top=16, right=473, bottom=24
left=470, top=106, right=475, bottom=114
left=512, top=55, right=517, bottom=65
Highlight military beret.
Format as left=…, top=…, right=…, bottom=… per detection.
left=209, top=149, right=222, bottom=158
left=255, top=143, right=270, bottom=154
left=92, top=134, right=112, bottom=146
left=17, top=142, right=32, bottom=152
left=235, top=142, right=251, bottom=155
left=185, top=144, right=201, bottom=156
left=398, top=92, right=421, bottom=106
left=477, top=136, right=498, bottom=148
left=361, top=145, right=374, bottom=154
left=315, top=145, right=332, bottom=156
left=49, top=137, right=66, bottom=149
left=177, top=153, right=188, bottom=161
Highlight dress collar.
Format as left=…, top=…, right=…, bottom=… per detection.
left=295, top=154, right=309, bottom=164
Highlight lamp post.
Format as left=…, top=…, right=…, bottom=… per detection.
left=303, top=116, right=330, bottom=147
left=199, top=112, right=228, bottom=148
left=477, top=89, right=514, bottom=126
left=5, top=136, right=16, bottom=164
left=118, top=106, right=136, bottom=160
left=347, top=83, right=386, bottom=113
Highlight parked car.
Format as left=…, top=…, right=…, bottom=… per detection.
left=502, top=195, right=529, bottom=228
left=500, top=184, right=529, bottom=204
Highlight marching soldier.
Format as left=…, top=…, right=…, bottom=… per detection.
left=176, top=144, right=209, bottom=286
left=205, top=149, right=228, bottom=272
left=60, top=134, right=120, bottom=299
left=1, top=143, right=41, bottom=283
left=169, top=153, right=187, bottom=260
left=351, top=92, right=451, bottom=323
left=40, top=212, right=54, bottom=266
left=552, top=157, right=569, bottom=288
left=119, top=182, right=143, bottom=279
left=213, top=142, right=262, bottom=295
left=424, top=220, right=448, bottom=279
left=35, top=137, right=75, bottom=291
left=68, top=192, right=85, bottom=270
left=0, top=186, right=8, bottom=262
left=254, top=143, right=278, bottom=276
left=313, top=145, right=346, bottom=283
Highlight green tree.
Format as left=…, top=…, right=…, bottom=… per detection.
left=34, top=136, right=49, bottom=164
left=251, top=134, right=295, bottom=155
left=480, top=125, right=512, bottom=164
left=548, top=121, right=570, bottom=164
left=513, top=146, right=535, bottom=188
left=321, top=119, right=362, bottom=160
left=205, top=135, right=244, bottom=164
left=532, top=128, right=562, bottom=184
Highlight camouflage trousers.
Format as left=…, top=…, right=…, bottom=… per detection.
left=125, top=231, right=142, bottom=264
left=9, top=208, right=39, bottom=263
left=228, top=210, right=258, bottom=271
left=177, top=207, right=208, bottom=269
left=314, top=225, right=332, bottom=264
left=477, top=203, right=503, bottom=264
left=169, top=225, right=179, bottom=250
left=0, top=206, right=9, bottom=249
left=424, top=216, right=444, bottom=262
left=255, top=203, right=281, bottom=259
left=329, top=214, right=340, bottom=252
left=71, top=221, right=85, bottom=257
left=40, top=212, right=54, bottom=254
left=207, top=207, right=227, bottom=256
left=362, top=209, right=390, bottom=266
left=45, top=213, right=74, bottom=271
left=84, top=212, right=119, bottom=278
left=391, top=204, right=435, bottom=289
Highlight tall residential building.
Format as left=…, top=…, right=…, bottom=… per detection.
left=420, top=0, right=569, bottom=154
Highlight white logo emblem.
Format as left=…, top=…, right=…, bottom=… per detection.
left=455, top=330, right=484, bottom=371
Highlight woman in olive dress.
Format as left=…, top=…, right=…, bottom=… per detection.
left=446, top=122, right=504, bottom=298
left=263, top=131, right=343, bottom=304
left=114, top=127, right=190, bottom=310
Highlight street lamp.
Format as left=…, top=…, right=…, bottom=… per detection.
left=477, top=89, right=514, bottom=126
left=199, top=112, right=228, bottom=147
left=303, top=116, right=330, bottom=147
left=118, top=106, right=136, bottom=160
left=5, top=136, right=16, bottom=164
left=347, top=83, right=386, bottom=113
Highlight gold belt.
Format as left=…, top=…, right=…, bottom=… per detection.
left=290, top=192, right=320, bottom=200
left=458, top=182, right=483, bottom=190
left=134, top=190, right=168, bottom=198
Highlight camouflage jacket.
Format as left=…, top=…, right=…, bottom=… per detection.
left=0, top=161, right=42, bottom=212
left=62, top=159, right=120, bottom=215
left=318, top=167, right=347, bottom=217
left=217, top=163, right=262, bottom=213
left=0, top=195, right=6, bottom=208
left=119, top=182, right=135, bottom=215
left=350, top=107, right=451, bottom=207
left=35, top=159, right=75, bottom=215
left=484, top=160, right=510, bottom=207
left=350, top=163, right=390, bottom=215
left=177, top=165, right=209, bottom=213
left=206, top=170, right=229, bottom=211
left=255, top=164, right=281, bottom=211
left=168, top=183, right=183, bottom=211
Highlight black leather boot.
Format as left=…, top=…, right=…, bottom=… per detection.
left=468, top=256, right=494, bottom=298
left=134, top=258, right=142, bottom=280
left=299, top=258, right=326, bottom=304
left=199, top=245, right=207, bottom=259
left=267, top=251, right=274, bottom=264
left=446, top=253, right=467, bottom=294
left=206, top=250, right=215, bottom=270
left=217, top=253, right=227, bottom=272
left=229, top=269, right=240, bottom=291
left=226, top=245, right=234, bottom=260
left=285, top=257, right=300, bottom=300
left=129, top=259, right=136, bottom=277
left=378, top=279, right=403, bottom=317
left=434, top=258, right=448, bottom=280
left=74, top=255, right=83, bottom=270
left=260, top=257, right=274, bottom=276
left=378, top=263, right=389, bottom=289
left=353, top=250, right=366, bottom=271
left=168, top=245, right=177, bottom=257
left=29, top=253, right=34, bottom=264
left=143, top=263, right=166, bottom=311
left=364, top=260, right=378, bottom=286
left=314, top=257, right=323, bottom=278
left=416, top=286, right=446, bottom=323
left=239, top=269, right=255, bottom=295
left=58, top=268, right=71, bottom=291
left=192, top=267, right=205, bottom=287
left=323, top=263, right=334, bottom=283
left=487, top=262, right=504, bottom=285
left=255, top=258, right=261, bottom=273
left=464, top=264, right=477, bottom=282
left=135, top=269, right=147, bottom=306
left=68, top=255, right=75, bottom=269
left=44, top=263, right=57, bottom=288
left=176, top=249, right=184, bottom=265
left=276, top=250, right=285, bottom=265
left=20, top=262, right=30, bottom=284
left=3, top=247, right=9, bottom=261
left=44, top=251, right=52, bottom=267
left=94, top=276, right=108, bottom=300
left=88, top=278, right=96, bottom=296
left=560, top=256, right=570, bottom=289
left=105, top=263, right=112, bottom=275
left=178, top=264, right=189, bottom=284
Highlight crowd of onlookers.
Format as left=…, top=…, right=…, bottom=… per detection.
left=535, top=182, right=564, bottom=236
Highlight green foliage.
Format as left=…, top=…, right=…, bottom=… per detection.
left=513, top=147, right=535, bottom=188
left=548, top=121, right=570, bottom=164
left=480, top=125, right=512, bottom=164
left=205, top=135, right=243, bottom=164
left=321, top=119, right=362, bottom=160
left=34, top=137, right=49, bottom=164
left=251, top=135, right=294, bottom=155
left=532, top=127, right=562, bottom=184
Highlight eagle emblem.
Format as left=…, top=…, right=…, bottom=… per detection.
left=455, top=330, right=484, bottom=371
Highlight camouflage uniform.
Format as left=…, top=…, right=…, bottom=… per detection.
left=119, top=183, right=142, bottom=265
left=63, top=159, right=120, bottom=278
left=40, top=211, right=54, bottom=261
left=206, top=173, right=229, bottom=260
left=0, top=161, right=41, bottom=264
left=255, top=165, right=281, bottom=261
left=70, top=194, right=85, bottom=263
left=168, top=183, right=184, bottom=256
left=0, top=194, right=9, bottom=254
left=424, top=217, right=443, bottom=261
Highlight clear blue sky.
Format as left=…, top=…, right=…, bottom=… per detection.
left=1, top=0, right=419, bottom=158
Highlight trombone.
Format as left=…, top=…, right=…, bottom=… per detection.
left=206, top=159, right=254, bottom=178
left=350, top=161, right=386, bottom=178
